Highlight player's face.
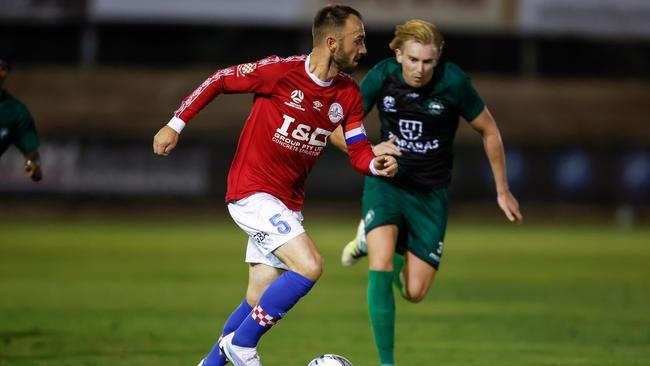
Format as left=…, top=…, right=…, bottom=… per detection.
left=333, top=15, right=367, bottom=74
left=0, top=60, right=8, bottom=89
left=395, top=40, right=440, bottom=88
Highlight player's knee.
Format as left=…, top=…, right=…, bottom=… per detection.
left=368, top=256, right=393, bottom=271
left=405, top=291, right=426, bottom=303
left=295, top=254, right=323, bottom=281
left=404, top=283, right=430, bottom=303
left=245, top=291, right=261, bottom=306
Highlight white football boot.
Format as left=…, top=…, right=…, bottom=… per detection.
left=197, top=334, right=230, bottom=365
left=219, top=332, right=262, bottom=366
left=341, top=219, right=368, bottom=267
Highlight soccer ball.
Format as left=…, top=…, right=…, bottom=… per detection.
left=307, top=354, right=353, bottom=366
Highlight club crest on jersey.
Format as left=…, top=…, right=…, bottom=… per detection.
left=382, top=96, right=397, bottom=112
left=399, top=119, right=423, bottom=141
left=328, top=103, right=343, bottom=123
left=427, top=99, right=445, bottom=116
left=284, top=89, right=305, bottom=111
left=236, top=62, right=257, bottom=77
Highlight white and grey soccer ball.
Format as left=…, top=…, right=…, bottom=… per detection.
left=307, top=354, right=353, bottom=366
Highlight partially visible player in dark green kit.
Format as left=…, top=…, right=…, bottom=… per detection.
left=0, top=54, right=42, bottom=181
left=331, top=19, right=523, bottom=366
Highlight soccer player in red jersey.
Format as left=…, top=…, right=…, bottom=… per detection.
left=153, top=5, right=397, bottom=366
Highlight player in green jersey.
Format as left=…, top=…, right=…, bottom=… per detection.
left=330, top=19, right=523, bottom=366
left=0, top=54, right=42, bottom=181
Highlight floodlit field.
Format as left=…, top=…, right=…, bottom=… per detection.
left=1, top=218, right=648, bottom=366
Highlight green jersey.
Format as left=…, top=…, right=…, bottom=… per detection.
left=0, top=90, right=39, bottom=156
left=361, top=58, right=484, bottom=190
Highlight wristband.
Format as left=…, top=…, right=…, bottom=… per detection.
left=166, top=116, right=186, bottom=134
left=369, top=158, right=380, bottom=176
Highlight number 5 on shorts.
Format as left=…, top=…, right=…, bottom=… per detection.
left=269, top=214, right=291, bottom=234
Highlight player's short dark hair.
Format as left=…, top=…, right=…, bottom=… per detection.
left=312, top=4, right=362, bottom=45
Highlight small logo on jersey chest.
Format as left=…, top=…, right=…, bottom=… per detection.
left=328, top=103, right=343, bottom=123
left=382, top=96, right=397, bottom=112
left=313, top=100, right=323, bottom=111
left=291, top=90, right=304, bottom=104
left=427, top=99, right=445, bottom=116
left=284, top=89, right=305, bottom=111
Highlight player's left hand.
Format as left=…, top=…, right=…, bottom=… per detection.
left=25, top=160, right=42, bottom=182
left=373, top=155, right=398, bottom=177
left=372, top=136, right=401, bottom=157
left=497, top=190, right=523, bottom=223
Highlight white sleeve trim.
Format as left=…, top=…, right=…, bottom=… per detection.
left=369, top=158, right=380, bottom=176
left=166, top=116, right=186, bottom=134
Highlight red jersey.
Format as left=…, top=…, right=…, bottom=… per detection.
left=173, top=54, right=376, bottom=210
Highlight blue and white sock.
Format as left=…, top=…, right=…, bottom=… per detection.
left=202, top=298, right=253, bottom=366
left=232, top=271, right=315, bottom=347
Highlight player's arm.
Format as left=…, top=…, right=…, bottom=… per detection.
left=329, top=125, right=347, bottom=152
left=330, top=125, right=401, bottom=157
left=15, top=108, right=42, bottom=181
left=154, top=58, right=277, bottom=156
left=153, top=66, right=236, bottom=156
left=469, top=107, right=523, bottom=223
left=343, top=120, right=397, bottom=177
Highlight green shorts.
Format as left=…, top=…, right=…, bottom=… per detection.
left=362, top=176, right=449, bottom=269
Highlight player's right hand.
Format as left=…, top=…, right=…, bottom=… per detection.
left=372, top=136, right=401, bottom=157
left=373, top=155, right=398, bottom=177
left=153, top=126, right=179, bottom=156
left=497, top=190, right=523, bottom=224
left=25, top=160, right=42, bottom=182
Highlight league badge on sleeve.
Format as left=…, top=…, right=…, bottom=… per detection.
left=328, top=103, right=343, bottom=123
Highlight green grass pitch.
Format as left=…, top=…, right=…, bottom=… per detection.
left=1, top=218, right=649, bottom=365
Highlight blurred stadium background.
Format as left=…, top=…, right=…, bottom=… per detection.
left=1, top=1, right=649, bottom=365
left=1, top=0, right=648, bottom=223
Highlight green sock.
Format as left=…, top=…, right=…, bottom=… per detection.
left=392, top=253, right=405, bottom=297
left=368, top=270, right=395, bottom=365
